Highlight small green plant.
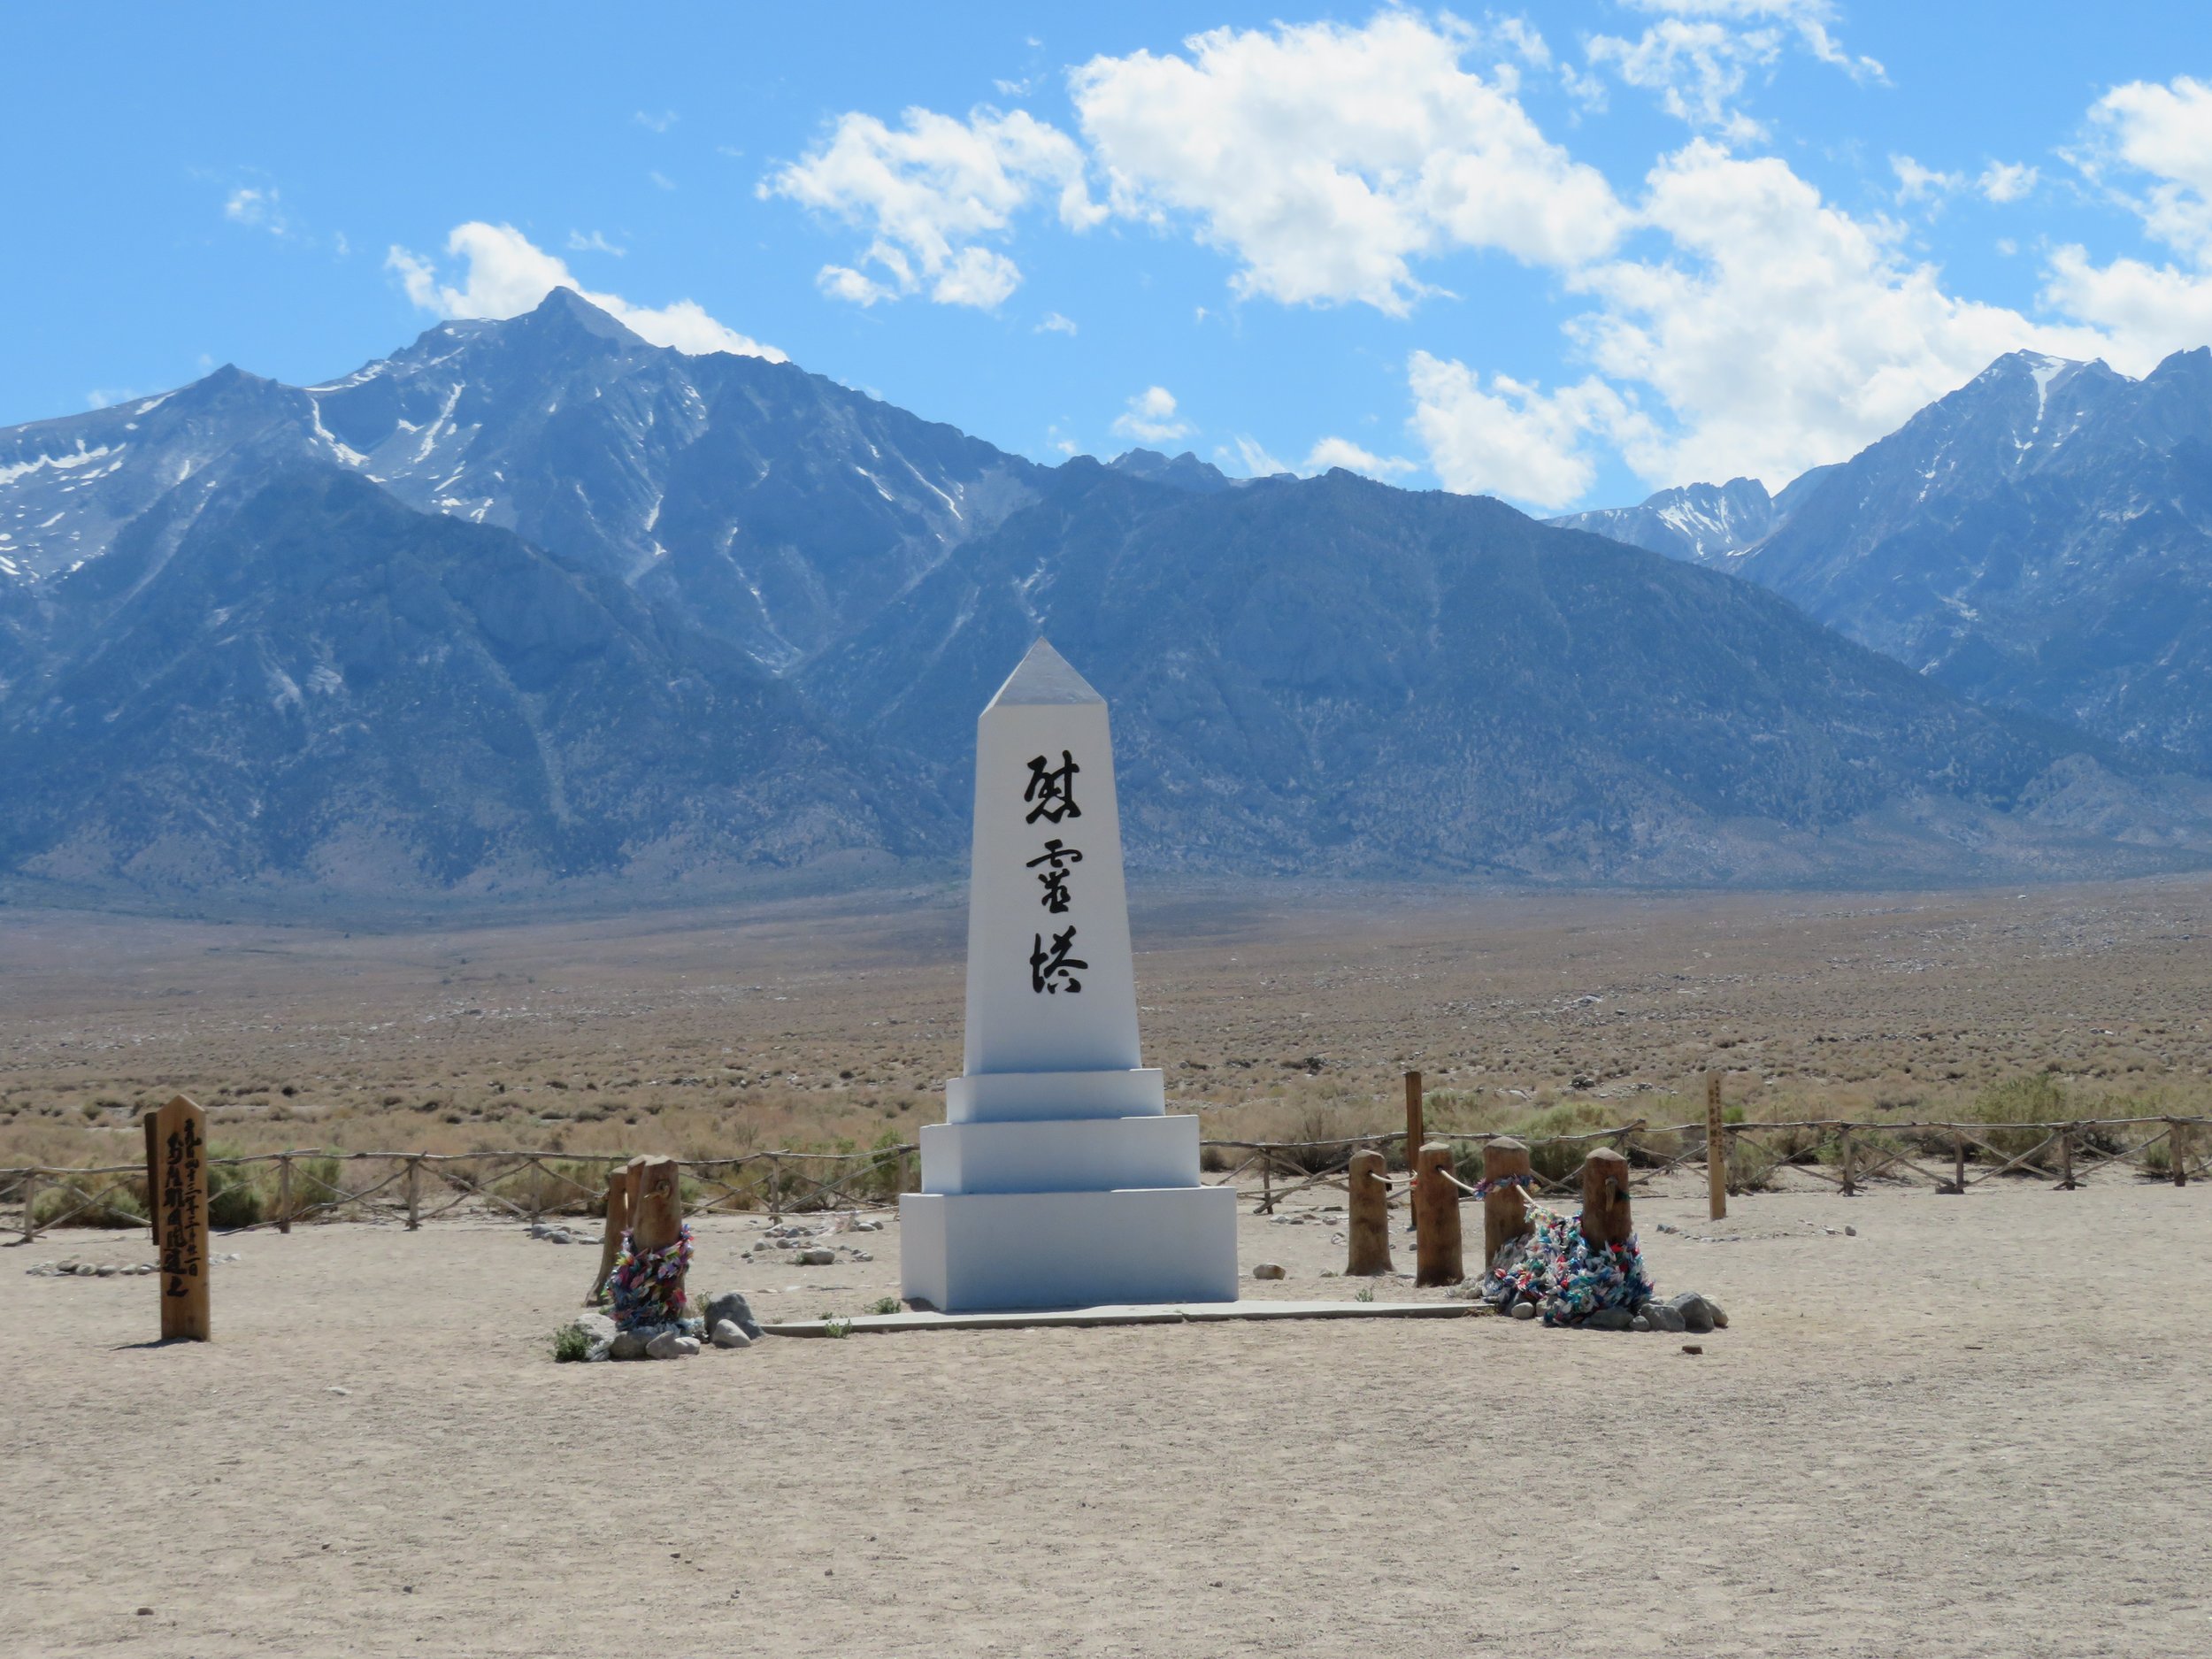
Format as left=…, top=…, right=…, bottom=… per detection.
left=1353, top=1283, right=1376, bottom=1303
left=821, top=1313, right=855, bottom=1339
left=551, top=1323, right=591, bottom=1363
left=866, top=1295, right=902, bottom=1316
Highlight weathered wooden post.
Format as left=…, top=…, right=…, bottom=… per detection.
left=1704, top=1071, right=1727, bottom=1221
left=1413, top=1142, right=1463, bottom=1286
left=19, top=1171, right=40, bottom=1244
left=277, top=1154, right=294, bottom=1233
left=1403, top=1070, right=1425, bottom=1237
left=766, top=1153, right=782, bottom=1222
left=2172, top=1118, right=2192, bottom=1188
left=1838, top=1126, right=1856, bottom=1197
left=1951, top=1129, right=1967, bottom=1195
left=1346, top=1148, right=1394, bottom=1276
left=150, top=1094, right=211, bottom=1342
left=1481, top=1137, right=1532, bottom=1271
left=405, top=1156, right=423, bottom=1230
left=2057, top=1124, right=2078, bottom=1191
left=143, top=1114, right=163, bottom=1247
left=1259, top=1149, right=1274, bottom=1216
left=1578, top=1146, right=1632, bottom=1249
left=628, top=1154, right=687, bottom=1313
left=588, top=1162, right=634, bottom=1306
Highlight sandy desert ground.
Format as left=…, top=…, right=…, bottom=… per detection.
left=4, top=1176, right=2207, bottom=1658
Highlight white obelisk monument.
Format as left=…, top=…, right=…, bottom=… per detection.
left=900, top=641, right=1239, bottom=1311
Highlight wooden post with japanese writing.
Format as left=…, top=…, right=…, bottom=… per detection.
left=1482, top=1137, right=1532, bottom=1271
left=151, top=1094, right=211, bottom=1342
left=588, top=1157, right=641, bottom=1306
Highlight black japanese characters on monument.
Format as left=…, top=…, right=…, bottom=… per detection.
left=1025, top=753, right=1088, bottom=994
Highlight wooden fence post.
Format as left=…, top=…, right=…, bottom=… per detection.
left=144, top=1114, right=163, bottom=1248
left=1346, top=1148, right=1393, bottom=1276
left=152, top=1094, right=211, bottom=1342
left=277, top=1155, right=293, bottom=1233
left=2057, top=1125, right=2077, bottom=1191
left=588, top=1163, right=634, bottom=1306
left=1704, top=1071, right=1727, bottom=1221
left=1482, top=1138, right=1532, bottom=1271
left=1403, top=1071, right=1425, bottom=1235
left=1951, top=1130, right=1966, bottom=1195
left=1259, top=1151, right=1274, bottom=1216
left=1413, top=1142, right=1463, bottom=1286
left=1839, top=1127, right=1856, bottom=1197
left=767, top=1154, right=782, bottom=1222
left=1579, top=1148, right=1632, bottom=1249
left=406, top=1156, right=423, bottom=1230
left=627, top=1156, right=687, bottom=1316
left=2172, top=1118, right=2191, bottom=1188
left=19, top=1171, right=39, bottom=1243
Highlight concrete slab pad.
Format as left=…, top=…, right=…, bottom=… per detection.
left=761, top=1298, right=1488, bottom=1336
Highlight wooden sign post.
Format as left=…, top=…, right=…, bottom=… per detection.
left=150, top=1095, right=211, bottom=1342
left=629, top=1155, right=687, bottom=1311
left=1705, top=1070, right=1728, bottom=1221
left=588, top=1156, right=645, bottom=1306
left=1402, top=1070, right=1425, bottom=1235
left=1345, top=1148, right=1393, bottom=1276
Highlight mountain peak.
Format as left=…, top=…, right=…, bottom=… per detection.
left=521, top=286, right=645, bottom=345
left=1107, top=449, right=1233, bottom=494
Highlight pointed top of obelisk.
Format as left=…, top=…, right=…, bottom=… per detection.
left=986, top=638, right=1104, bottom=710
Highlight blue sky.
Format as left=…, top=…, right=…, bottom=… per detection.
left=5, top=3, right=2208, bottom=510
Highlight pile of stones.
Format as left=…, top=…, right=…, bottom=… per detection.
left=526, top=1222, right=600, bottom=1246
left=741, top=1217, right=879, bottom=1269
left=562, top=1288, right=763, bottom=1362
left=26, top=1252, right=242, bottom=1279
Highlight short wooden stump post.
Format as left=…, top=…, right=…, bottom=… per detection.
left=1481, top=1138, right=1532, bottom=1271
left=1413, top=1141, right=1463, bottom=1287
left=1579, top=1147, right=1632, bottom=1250
left=629, top=1155, right=687, bottom=1310
left=2172, top=1118, right=2192, bottom=1188
left=149, top=1094, right=211, bottom=1342
left=1346, top=1148, right=1394, bottom=1276
left=588, top=1156, right=642, bottom=1305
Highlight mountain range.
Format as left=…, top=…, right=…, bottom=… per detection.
left=1553, top=349, right=2212, bottom=769
left=3, top=292, right=2208, bottom=902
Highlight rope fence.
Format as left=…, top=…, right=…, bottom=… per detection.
left=6, top=1116, right=2204, bottom=1240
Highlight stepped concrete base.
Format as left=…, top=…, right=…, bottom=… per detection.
left=919, top=1114, right=1199, bottom=1194
left=764, top=1300, right=1483, bottom=1335
left=901, top=1186, right=1239, bottom=1312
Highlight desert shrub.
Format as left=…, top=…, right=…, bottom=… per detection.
left=1973, top=1074, right=2069, bottom=1171
left=33, top=1179, right=145, bottom=1229
left=867, top=1295, right=902, bottom=1316
left=205, top=1155, right=265, bottom=1230
left=277, top=1156, right=347, bottom=1221
left=551, top=1324, right=590, bottom=1363
left=1284, top=1104, right=1360, bottom=1175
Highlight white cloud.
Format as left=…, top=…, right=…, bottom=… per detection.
left=634, top=110, right=679, bottom=134
left=223, top=186, right=291, bottom=237
left=1978, top=161, right=2039, bottom=204
left=1589, top=1, right=1883, bottom=140
left=1408, top=351, right=1649, bottom=509
left=762, top=105, right=1100, bottom=309
left=1892, top=155, right=1963, bottom=204
left=1302, top=436, right=1417, bottom=479
left=1111, top=386, right=1193, bottom=443
left=1070, top=12, right=1628, bottom=314
left=566, top=229, right=627, bottom=257
left=2084, top=76, right=2212, bottom=263
left=386, top=222, right=785, bottom=361
left=1035, top=311, right=1078, bottom=335
left=2032, top=77, right=2212, bottom=374
left=649, top=170, right=676, bottom=192
left=1561, top=141, right=2105, bottom=488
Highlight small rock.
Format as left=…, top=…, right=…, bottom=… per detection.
left=1586, top=1307, right=1634, bottom=1332
left=698, top=1290, right=762, bottom=1340
left=609, top=1330, right=650, bottom=1361
left=137, top=1609, right=152, bottom=1617
left=1682, top=1343, right=1703, bottom=1356
left=96, top=1263, right=119, bottom=1278
left=711, top=1319, right=753, bottom=1349
left=795, top=1248, right=834, bottom=1267
left=645, top=1330, right=700, bottom=1360
left=1251, top=1263, right=1286, bottom=1280
left=1630, top=1315, right=1651, bottom=1332
left=1708, top=1300, right=1729, bottom=1329
left=1667, top=1291, right=1717, bottom=1335
left=1845, top=1225, right=1857, bottom=1237
left=1509, top=1301, right=1539, bottom=1321
left=1640, top=1301, right=1687, bottom=1333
